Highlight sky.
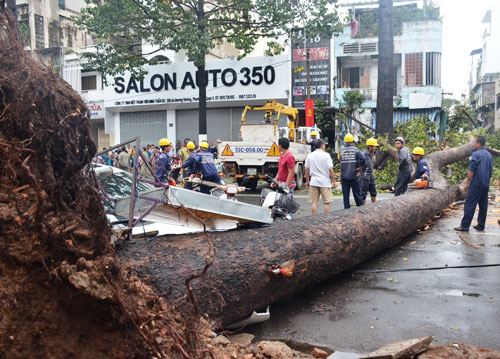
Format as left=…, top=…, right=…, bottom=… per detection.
left=436, top=0, right=500, bottom=99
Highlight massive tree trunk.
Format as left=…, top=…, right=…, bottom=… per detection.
left=376, top=0, right=394, bottom=136
left=118, top=140, right=478, bottom=326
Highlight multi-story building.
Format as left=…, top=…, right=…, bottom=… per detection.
left=15, top=0, right=94, bottom=71
left=469, top=9, right=500, bottom=129
left=333, top=3, right=442, bottom=131
left=495, top=79, right=500, bottom=129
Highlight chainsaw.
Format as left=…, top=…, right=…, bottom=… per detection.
left=408, top=179, right=432, bottom=189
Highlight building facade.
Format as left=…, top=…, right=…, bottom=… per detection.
left=333, top=4, right=442, bottom=132
left=16, top=0, right=94, bottom=70
left=63, top=53, right=290, bottom=149
left=469, top=9, right=500, bottom=129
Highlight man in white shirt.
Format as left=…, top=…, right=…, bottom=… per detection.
left=305, top=139, right=337, bottom=215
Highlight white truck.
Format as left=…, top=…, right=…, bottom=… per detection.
left=219, top=100, right=321, bottom=190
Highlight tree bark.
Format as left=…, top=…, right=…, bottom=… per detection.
left=118, top=140, right=480, bottom=327
left=376, top=0, right=394, bottom=136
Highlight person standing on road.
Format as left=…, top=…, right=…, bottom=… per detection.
left=156, top=138, right=173, bottom=183
left=181, top=141, right=197, bottom=190
left=178, top=138, right=191, bottom=165
left=303, top=130, right=319, bottom=152
left=360, top=138, right=378, bottom=205
left=118, top=147, right=131, bottom=170
left=455, top=136, right=494, bottom=232
left=340, top=133, right=365, bottom=209
left=274, top=137, right=296, bottom=199
left=394, top=137, right=412, bottom=196
left=305, top=139, right=337, bottom=215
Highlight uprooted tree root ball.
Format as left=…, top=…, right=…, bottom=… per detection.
left=0, top=7, right=209, bottom=359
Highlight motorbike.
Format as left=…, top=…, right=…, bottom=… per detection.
left=259, top=175, right=300, bottom=220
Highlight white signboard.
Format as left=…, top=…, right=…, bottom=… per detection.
left=88, top=101, right=104, bottom=119
left=104, top=55, right=288, bottom=108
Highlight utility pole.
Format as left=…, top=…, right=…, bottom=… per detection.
left=305, top=30, right=311, bottom=100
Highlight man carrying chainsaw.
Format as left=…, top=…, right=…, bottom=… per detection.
left=412, top=147, right=430, bottom=181
left=193, top=141, right=222, bottom=194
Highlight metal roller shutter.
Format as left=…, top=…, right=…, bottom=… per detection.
left=176, top=108, right=232, bottom=143
left=120, top=111, right=167, bottom=147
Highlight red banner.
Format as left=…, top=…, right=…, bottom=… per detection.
left=305, top=99, right=314, bottom=127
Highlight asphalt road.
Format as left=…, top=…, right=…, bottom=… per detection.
left=236, top=183, right=500, bottom=355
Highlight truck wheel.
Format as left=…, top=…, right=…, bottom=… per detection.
left=295, top=165, right=304, bottom=190
left=246, top=178, right=259, bottom=191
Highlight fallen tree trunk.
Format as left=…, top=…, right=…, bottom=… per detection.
left=117, top=139, right=482, bottom=326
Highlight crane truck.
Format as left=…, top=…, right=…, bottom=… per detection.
left=219, top=100, right=321, bottom=190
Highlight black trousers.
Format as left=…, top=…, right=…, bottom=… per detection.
left=341, top=178, right=364, bottom=209
left=460, top=185, right=489, bottom=230
left=394, top=171, right=411, bottom=196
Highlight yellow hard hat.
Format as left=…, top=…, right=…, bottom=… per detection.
left=344, top=133, right=354, bottom=143
left=311, top=131, right=318, bottom=137
left=186, top=141, right=195, bottom=150
left=412, top=147, right=425, bottom=155
left=200, top=141, right=209, bottom=149
left=366, top=138, right=378, bottom=146
left=158, top=138, right=171, bottom=147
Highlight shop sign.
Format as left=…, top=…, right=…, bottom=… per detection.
left=291, top=30, right=331, bottom=108
left=104, top=55, right=288, bottom=107
left=88, top=101, right=104, bottom=119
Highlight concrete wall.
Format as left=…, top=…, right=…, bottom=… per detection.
left=480, top=9, right=500, bottom=77
left=495, top=79, right=500, bottom=130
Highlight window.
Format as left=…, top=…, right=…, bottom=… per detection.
left=340, top=67, right=370, bottom=89
left=405, top=53, right=423, bottom=86
left=34, top=14, right=44, bottom=49
left=82, top=75, right=97, bottom=91
left=58, top=0, right=65, bottom=9
left=425, top=52, right=441, bottom=86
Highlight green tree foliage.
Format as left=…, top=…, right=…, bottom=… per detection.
left=76, top=0, right=343, bottom=134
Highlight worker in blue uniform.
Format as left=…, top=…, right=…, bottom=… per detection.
left=181, top=141, right=197, bottom=190
left=156, top=138, right=173, bottom=183
left=305, top=130, right=319, bottom=151
left=412, top=147, right=430, bottom=180
left=455, top=136, right=493, bottom=232
left=340, top=133, right=365, bottom=209
left=194, top=141, right=221, bottom=194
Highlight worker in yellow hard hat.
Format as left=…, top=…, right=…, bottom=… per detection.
left=302, top=129, right=320, bottom=151
left=178, top=138, right=192, bottom=165
left=412, top=147, right=430, bottom=180
left=193, top=140, right=221, bottom=193
left=340, top=133, right=365, bottom=209
left=360, top=138, right=379, bottom=204
left=181, top=141, right=198, bottom=190
left=156, top=138, right=173, bottom=183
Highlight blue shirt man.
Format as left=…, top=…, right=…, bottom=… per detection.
left=156, top=138, right=172, bottom=183
left=411, top=147, right=430, bottom=180
left=340, top=134, right=365, bottom=209
left=194, top=141, right=221, bottom=193
left=455, top=136, right=493, bottom=232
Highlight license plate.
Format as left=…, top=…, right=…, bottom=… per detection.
left=247, top=168, right=257, bottom=175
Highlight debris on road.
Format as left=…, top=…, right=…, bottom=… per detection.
left=361, top=336, right=433, bottom=359
left=417, top=343, right=500, bottom=359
